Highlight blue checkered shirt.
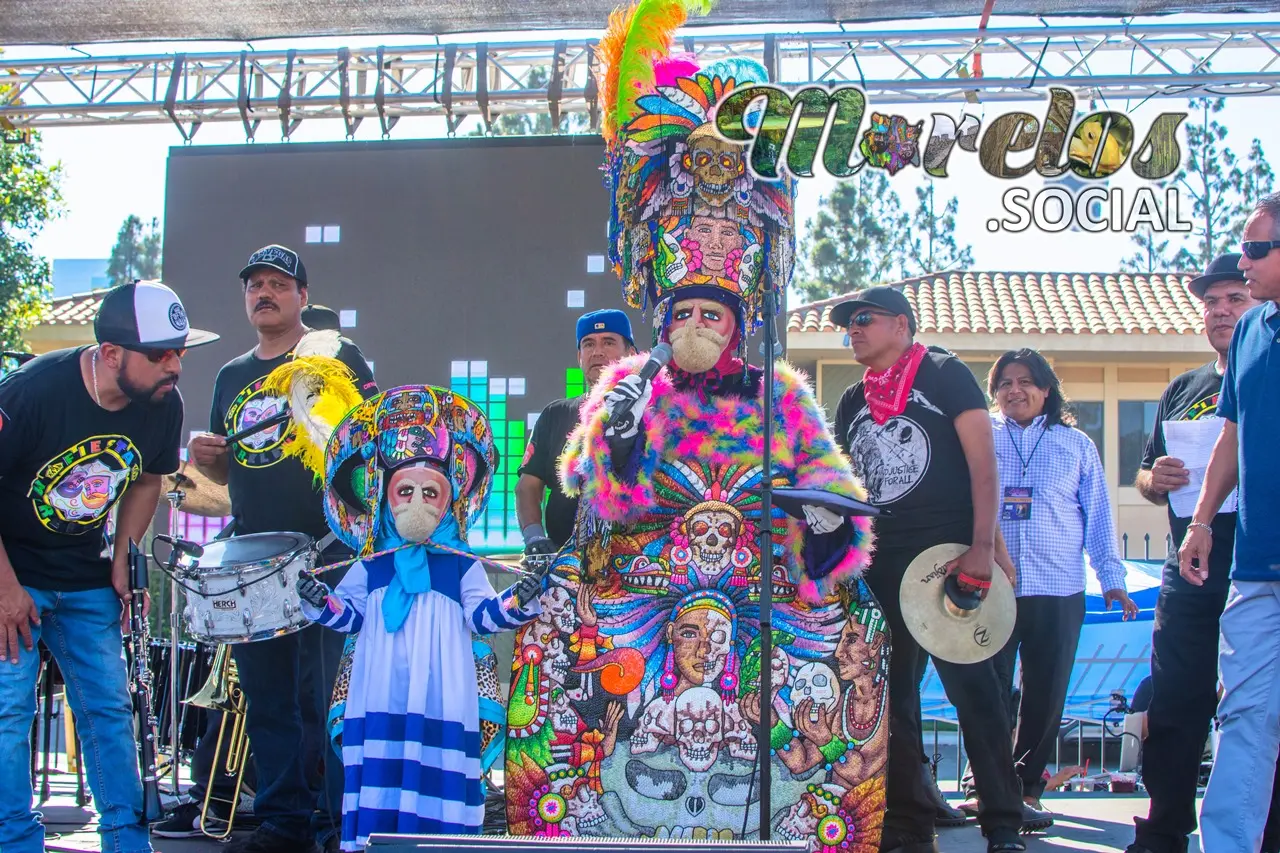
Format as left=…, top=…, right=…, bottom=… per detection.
left=992, top=412, right=1127, bottom=597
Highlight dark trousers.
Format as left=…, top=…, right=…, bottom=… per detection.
left=1135, top=573, right=1280, bottom=853
left=997, top=593, right=1085, bottom=799
left=231, top=554, right=347, bottom=843
left=189, top=709, right=257, bottom=802
left=866, top=546, right=1024, bottom=839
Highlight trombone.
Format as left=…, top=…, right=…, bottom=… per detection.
left=184, top=644, right=251, bottom=840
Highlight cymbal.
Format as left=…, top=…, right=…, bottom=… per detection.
left=899, top=542, right=1015, bottom=665
left=159, top=466, right=231, bottom=518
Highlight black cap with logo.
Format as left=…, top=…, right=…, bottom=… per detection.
left=94, top=280, right=219, bottom=349
left=239, top=244, right=308, bottom=287
left=830, top=286, right=918, bottom=335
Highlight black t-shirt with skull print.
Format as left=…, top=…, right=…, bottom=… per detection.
left=0, top=347, right=183, bottom=591
left=833, top=347, right=988, bottom=554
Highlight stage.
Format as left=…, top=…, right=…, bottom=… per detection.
left=34, top=777, right=1187, bottom=853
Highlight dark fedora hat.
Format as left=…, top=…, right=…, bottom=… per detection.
left=1188, top=253, right=1245, bottom=300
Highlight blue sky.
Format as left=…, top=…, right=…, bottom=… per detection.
left=10, top=15, right=1280, bottom=279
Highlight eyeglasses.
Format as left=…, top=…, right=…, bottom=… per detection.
left=121, top=344, right=186, bottom=362
left=848, top=310, right=896, bottom=328
left=1242, top=240, right=1280, bottom=261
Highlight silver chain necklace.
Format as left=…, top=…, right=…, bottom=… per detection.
left=91, top=347, right=103, bottom=408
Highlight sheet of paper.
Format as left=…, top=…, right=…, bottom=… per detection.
left=1163, top=418, right=1238, bottom=518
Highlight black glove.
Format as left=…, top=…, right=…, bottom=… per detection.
left=296, top=574, right=331, bottom=609
left=524, top=536, right=557, bottom=558
left=513, top=560, right=552, bottom=609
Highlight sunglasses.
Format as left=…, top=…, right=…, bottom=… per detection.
left=847, top=310, right=897, bottom=328
left=121, top=344, right=187, bottom=362
left=1242, top=240, right=1280, bottom=261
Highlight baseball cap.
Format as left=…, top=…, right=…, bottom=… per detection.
left=830, top=286, right=917, bottom=335
left=1188, top=253, right=1245, bottom=300
left=239, top=244, right=308, bottom=286
left=302, top=304, right=342, bottom=331
left=576, top=309, right=634, bottom=348
left=95, top=280, right=220, bottom=349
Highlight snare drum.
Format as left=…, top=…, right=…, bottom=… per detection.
left=181, top=532, right=317, bottom=644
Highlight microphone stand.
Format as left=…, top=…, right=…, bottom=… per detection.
left=164, top=478, right=185, bottom=796
left=756, top=283, right=781, bottom=840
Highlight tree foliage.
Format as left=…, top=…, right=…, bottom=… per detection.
left=1172, top=98, right=1275, bottom=270
left=107, top=215, right=163, bottom=286
left=899, top=182, right=973, bottom=279
left=0, top=70, right=62, bottom=351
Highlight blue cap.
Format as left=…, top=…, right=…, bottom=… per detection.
left=576, top=309, right=634, bottom=348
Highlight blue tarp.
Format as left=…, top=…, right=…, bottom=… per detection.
left=920, top=558, right=1162, bottom=724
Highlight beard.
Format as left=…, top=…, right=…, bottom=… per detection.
left=119, top=372, right=178, bottom=405
left=391, top=500, right=444, bottom=543
left=669, top=324, right=731, bottom=373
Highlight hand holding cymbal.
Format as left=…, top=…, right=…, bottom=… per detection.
left=899, top=543, right=1015, bottom=665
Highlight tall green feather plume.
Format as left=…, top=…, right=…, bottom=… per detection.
left=614, top=0, right=715, bottom=136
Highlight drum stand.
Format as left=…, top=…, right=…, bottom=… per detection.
left=163, top=481, right=185, bottom=797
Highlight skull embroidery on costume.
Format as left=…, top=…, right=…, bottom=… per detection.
left=565, top=784, right=608, bottom=834
left=630, top=697, right=675, bottom=755
left=542, top=636, right=571, bottom=686
left=792, top=662, right=839, bottom=724
left=721, top=700, right=758, bottom=761
left=681, top=126, right=746, bottom=209
left=549, top=689, right=582, bottom=735
left=776, top=783, right=848, bottom=849
left=686, top=508, right=741, bottom=574
left=538, top=586, right=577, bottom=635
left=675, top=687, right=724, bottom=772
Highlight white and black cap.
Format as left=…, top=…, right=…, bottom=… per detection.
left=94, top=280, right=220, bottom=349
left=239, top=244, right=308, bottom=286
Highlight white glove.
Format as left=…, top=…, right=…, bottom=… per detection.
left=802, top=505, right=845, bottom=535
left=603, top=374, right=653, bottom=439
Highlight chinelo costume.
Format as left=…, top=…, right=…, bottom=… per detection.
left=292, top=383, right=545, bottom=850
left=502, top=1, right=889, bottom=848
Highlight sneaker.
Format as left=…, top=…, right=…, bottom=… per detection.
left=225, top=826, right=321, bottom=853
left=152, top=800, right=232, bottom=838
left=1021, top=799, right=1054, bottom=832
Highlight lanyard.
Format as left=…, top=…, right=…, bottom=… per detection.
left=1009, top=421, right=1049, bottom=480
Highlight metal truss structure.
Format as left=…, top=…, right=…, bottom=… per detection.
left=2, top=20, right=1279, bottom=140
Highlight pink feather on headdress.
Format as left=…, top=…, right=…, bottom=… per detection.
left=653, top=53, right=700, bottom=87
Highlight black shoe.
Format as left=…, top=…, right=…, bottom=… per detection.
left=152, top=800, right=232, bottom=839
left=225, top=827, right=321, bottom=853
left=921, top=764, right=968, bottom=827
left=880, top=834, right=940, bottom=853
left=987, top=827, right=1027, bottom=852
left=1021, top=799, right=1054, bottom=832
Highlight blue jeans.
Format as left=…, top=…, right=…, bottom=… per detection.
left=1201, top=580, right=1280, bottom=853
left=0, top=586, right=151, bottom=853
left=232, top=618, right=344, bottom=845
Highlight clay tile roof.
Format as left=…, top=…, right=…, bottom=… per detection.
left=40, top=289, right=108, bottom=326
left=786, top=271, right=1203, bottom=337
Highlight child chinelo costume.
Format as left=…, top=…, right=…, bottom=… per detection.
left=294, top=385, right=546, bottom=849
left=502, top=1, right=889, bottom=848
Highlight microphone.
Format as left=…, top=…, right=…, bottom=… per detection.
left=605, top=343, right=672, bottom=435
left=155, top=534, right=205, bottom=559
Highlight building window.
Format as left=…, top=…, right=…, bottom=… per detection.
left=1072, top=400, right=1105, bottom=459
left=1119, top=400, right=1160, bottom=487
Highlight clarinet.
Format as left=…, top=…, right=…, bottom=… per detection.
left=127, top=539, right=165, bottom=822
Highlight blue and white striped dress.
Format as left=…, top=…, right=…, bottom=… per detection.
left=301, top=551, right=540, bottom=850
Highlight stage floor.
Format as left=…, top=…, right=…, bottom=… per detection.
left=34, top=780, right=1194, bottom=853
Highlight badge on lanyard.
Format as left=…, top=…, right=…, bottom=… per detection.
left=1001, top=486, right=1033, bottom=521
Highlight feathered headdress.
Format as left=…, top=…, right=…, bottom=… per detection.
left=599, top=0, right=796, bottom=353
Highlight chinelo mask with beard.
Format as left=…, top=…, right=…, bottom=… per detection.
left=669, top=322, right=732, bottom=373
left=386, top=463, right=452, bottom=543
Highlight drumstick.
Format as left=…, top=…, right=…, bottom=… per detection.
left=224, top=409, right=292, bottom=445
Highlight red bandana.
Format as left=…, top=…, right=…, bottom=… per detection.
left=863, top=342, right=928, bottom=425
